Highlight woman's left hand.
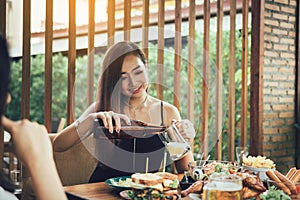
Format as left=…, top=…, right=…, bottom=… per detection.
left=173, top=119, right=196, bottom=143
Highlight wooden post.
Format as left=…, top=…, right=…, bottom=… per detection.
left=250, top=0, right=264, bottom=156
left=202, top=0, right=210, bottom=158
left=216, top=0, right=223, bottom=160
left=157, top=0, right=165, bottom=100
left=67, top=0, right=76, bottom=125
left=87, top=0, right=95, bottom=106
left=44, top=0, right=53, bottom=132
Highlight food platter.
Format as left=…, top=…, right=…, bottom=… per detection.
left=243, top=165, right=275, bottom=181
left=108, top=172, right=181, bottom=199
left=105, top=176, right=133, bottom=190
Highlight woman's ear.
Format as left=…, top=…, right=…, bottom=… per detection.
left=6, top=93, right=11, bottom=104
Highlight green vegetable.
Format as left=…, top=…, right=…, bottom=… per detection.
left=260, top=186, right=291, bottom=200
left=127, top=188, right=164, bottom=200
left=169, top=179, right=179, bottom=189
left=215, top=163, right=223, bottom=173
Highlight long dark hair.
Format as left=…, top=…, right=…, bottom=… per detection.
left=0, top=34, right=10, bottom=121
left=0, top=34, right=15, bottom=193
left=95, top=41, right=146, bottom=113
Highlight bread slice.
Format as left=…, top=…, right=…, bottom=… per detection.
left=155, top=172, right=178, bottom=181
left=131, top=173, right=164, bottom=186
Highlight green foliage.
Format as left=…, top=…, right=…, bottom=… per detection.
left=6, top=29, right=250, bottom=160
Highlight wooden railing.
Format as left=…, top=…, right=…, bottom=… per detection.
left=0, top=0, right=253, bottom=165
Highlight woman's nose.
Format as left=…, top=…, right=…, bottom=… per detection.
left=127, top=73, right=136, bottom=86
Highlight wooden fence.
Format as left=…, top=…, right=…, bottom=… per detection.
left=0, top=0, right=255, bottom=166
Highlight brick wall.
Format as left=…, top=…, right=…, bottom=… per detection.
left=263, top=0, right=297, bottom=172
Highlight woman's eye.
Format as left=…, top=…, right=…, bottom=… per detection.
left=134, top=70, right=143, bottom=75
left=121, top=76, right=128, bottom=81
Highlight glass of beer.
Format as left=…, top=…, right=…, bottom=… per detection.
left=202, top=173, right=242, bottom=200
left=159, top=121, right=191, bottom=161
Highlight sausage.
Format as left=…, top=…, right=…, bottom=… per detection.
left=291, top=170, right=300, bottom=184
left=286, top=167, right=296, bottom=180
left=274, top=170, right=297, bottom=194
left=266, top=170, right=291, bottom=195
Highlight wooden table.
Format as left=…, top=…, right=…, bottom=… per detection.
left=64, top=181, right=194, bottom=200
left=64, top=182, right=121, bottom=200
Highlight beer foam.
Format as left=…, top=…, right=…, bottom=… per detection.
left=204, top=182, right=242, bottom=191
left=166, top=142, right=187, bottom=154
left=215, top=182, right=242, bottom=191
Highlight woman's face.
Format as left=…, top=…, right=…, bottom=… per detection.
left=121, top=54, right=148, bottom=98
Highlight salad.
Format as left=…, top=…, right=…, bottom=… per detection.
left=260, top=186, right=291, bottom=200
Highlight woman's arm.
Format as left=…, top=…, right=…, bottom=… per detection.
left=2, top=117, right=67, bottom=200
left=53, top=103, right=131, bottom=152
left=53, top=103, right=96, bottom=152
left=162, top=102, right=195, bottom=173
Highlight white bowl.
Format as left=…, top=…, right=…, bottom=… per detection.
left=243, top=165, right=275, bottom=181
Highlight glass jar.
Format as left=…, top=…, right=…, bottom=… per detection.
left=202, top=173, right=242, bottom=200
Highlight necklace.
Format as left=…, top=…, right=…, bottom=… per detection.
left=126, top=94, right=148, bottom=119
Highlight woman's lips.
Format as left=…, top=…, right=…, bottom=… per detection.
left=131, top=85, right=143, bottom=94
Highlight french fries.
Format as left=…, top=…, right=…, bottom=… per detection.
left=243, top=155, right=275, bottom=169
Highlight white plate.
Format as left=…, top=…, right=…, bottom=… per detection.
left=119, top=190, right=131, bottom=200
left=243, top=165, right=275, bottom=181
left=189, top=193, right=201, bottom=200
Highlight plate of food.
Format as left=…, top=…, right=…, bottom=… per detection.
left=182, top=160, right=268, bottom=199
left=118, top=172, right=180, bottom=199
left=105, top=176, right=133, bottom=190
left=188, top=160, right=239, bottom=181
left=242, top=155, right=276, bottom=181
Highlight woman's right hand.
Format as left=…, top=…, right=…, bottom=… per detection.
left=91, top=111, right=131, bottom=133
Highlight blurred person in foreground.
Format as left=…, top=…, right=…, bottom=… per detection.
left=0, top=34, right=67, bottom=200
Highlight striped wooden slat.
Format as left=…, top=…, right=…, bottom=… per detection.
left=187, top=0, right=195, bottom=123
left=44, top=0, right=53, bottom=132
left=22, top=0, right=31, bottom=120
left=201, top=0, right=210, bottom=158
left=215, top=0, right=223, bottom=160
left=250, top=0, right=264, bottom=156
left=87, top=0, right=95, bottom=106
left=67, top=0, right=76, bottom=125
left=228, top=0, right=236, bottom=161
left=174, top=0, right=182, bottom=110
left=157, top=0, right=165, bottom=100
left=142, top=0, right=149, bottom=58
left=124, top=0, right=131, bottom=41
left=107, top=0, right=115, bottom=47
left=241, top=0, right=249, bottom=148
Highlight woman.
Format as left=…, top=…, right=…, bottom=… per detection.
left=0, top=35, right=67, bottom=199
left=53, top=41, right=195, bottom=182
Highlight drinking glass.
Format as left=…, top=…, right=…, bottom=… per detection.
left=10, top=169, right=22, bottom=186
left=10, top=169, right=23, bottom=195
left=202, top=173, right=242, bottom=200
left=235, top=146, right=248, bottom=166
left=159, top=122, right=191, bottom=161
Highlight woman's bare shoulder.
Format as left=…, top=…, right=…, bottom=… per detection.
left=148, top=96, right=178, bottom=110
left=148, top=96, right=180, bottom=118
